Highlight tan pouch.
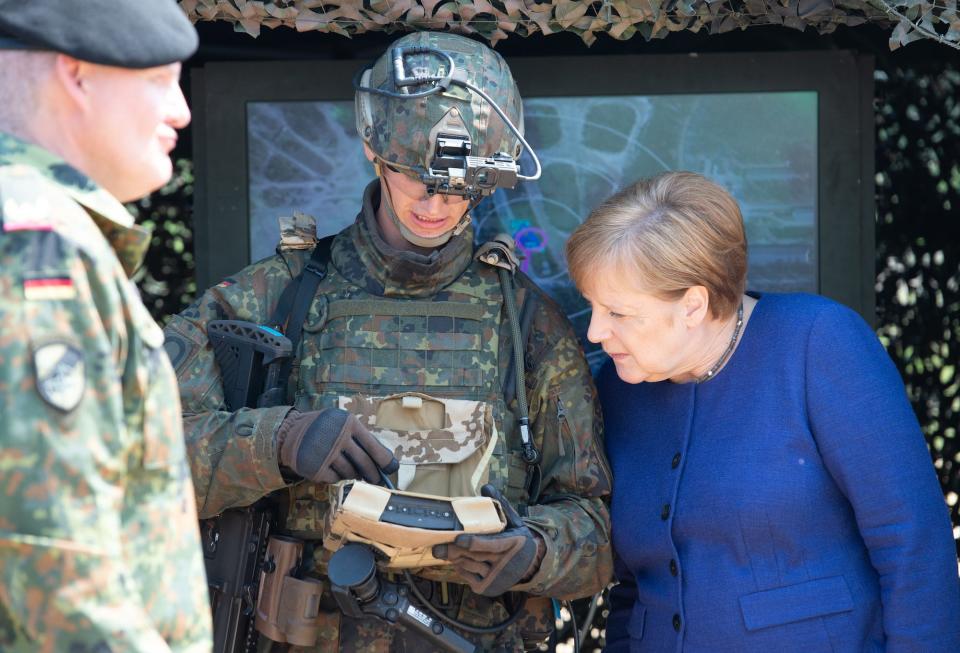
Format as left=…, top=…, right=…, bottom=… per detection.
left=255, top=536, right=323, bottom=645
left=339, top=393, right=497, bottom=497
left=323, top=481, right=506, bottom=569
left=278, top=576, right=324, bottom=647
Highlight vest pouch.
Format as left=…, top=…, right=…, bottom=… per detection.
left=323, top=480, right=506, bottom=569
left=278, top=575, right=324, bottom=647
left=255, top=536, right=322, bottom=645
left=339, top=392, right=497, bottom=497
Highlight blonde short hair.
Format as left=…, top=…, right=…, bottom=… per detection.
left=566, top=171, right=747, bottom=321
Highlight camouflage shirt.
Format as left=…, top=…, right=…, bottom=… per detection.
left=165, top=181, right=612, bottom=651
left=0, top=133, right=213, bottom=653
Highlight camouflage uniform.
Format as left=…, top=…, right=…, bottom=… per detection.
left=165, top=180, right=613, bottom=652
left=0, top=133, right=213, bottom=653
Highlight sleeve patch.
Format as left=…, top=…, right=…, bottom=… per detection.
left=33, top=340, right=85, bottom=412
left=1, top=196, right=53, bottom=232
left=19, top=230, right=76, bottom=300
left=24, top=276, right=75, bottom=300
left=163, top=329, right=199, bottom=375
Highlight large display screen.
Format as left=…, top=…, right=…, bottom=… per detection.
left=247, top=92, right=817, bottom=365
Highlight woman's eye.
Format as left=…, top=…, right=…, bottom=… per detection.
left=608, top=311, right=625, bottom=319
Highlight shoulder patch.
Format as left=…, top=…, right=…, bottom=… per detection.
left=21, top=230, right=76, bottom=300
left=33, top=340, right=85, bottom=412
left=2, top=195, right=53, bottom=232
left=24, top=276, right=75, bottom=301
left=278, top=211, right=318, bottom=251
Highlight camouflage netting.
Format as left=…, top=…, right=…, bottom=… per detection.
left=178, top=0, right=960, bottom=49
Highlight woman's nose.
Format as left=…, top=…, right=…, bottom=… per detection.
left=586, top=313, right=608, bottom=344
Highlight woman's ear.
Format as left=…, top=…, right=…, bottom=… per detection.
left=681, top=286, right=710, bottom=328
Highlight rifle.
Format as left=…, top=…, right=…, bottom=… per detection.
left=201, top=320, right=292, bottom=653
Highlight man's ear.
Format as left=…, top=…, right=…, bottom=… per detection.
left=52, top=54, right=88, bottom=110
left=362, top=143, right=382, bottom=176
left=681, top=286, right=710, bottom=328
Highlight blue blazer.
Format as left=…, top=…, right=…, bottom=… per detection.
left=599, top=294, right=960, bottom=653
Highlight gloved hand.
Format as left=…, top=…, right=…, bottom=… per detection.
left=432, top=484, right=545, bottom=597
left=277, top=408, right=399, bottom=484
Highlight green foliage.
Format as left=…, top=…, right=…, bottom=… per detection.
left=126, top=159, right=197, bottom=326
left=875, top=64, right=960, bottom=544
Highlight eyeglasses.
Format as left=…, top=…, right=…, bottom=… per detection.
left=380, top=162, right=463, bottom=205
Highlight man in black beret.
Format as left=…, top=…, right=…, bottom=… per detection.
left=0, top=2, right=213, bottom=652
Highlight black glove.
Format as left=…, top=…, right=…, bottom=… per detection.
left=278, top=408, right=399, bottom=484
left=432, top=484, right=544, bottom=597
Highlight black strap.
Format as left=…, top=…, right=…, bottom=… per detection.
left=272, top=236, right=335, bottom=402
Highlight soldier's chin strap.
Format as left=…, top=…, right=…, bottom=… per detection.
left=375, top=158, right=471, bottom=250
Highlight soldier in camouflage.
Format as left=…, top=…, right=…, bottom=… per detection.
left=165, top=31, right=612, bottom=652
left=0, top=2, right=213, bottom=652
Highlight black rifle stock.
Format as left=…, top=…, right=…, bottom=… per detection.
left=202, top=320, right=292, bottom=653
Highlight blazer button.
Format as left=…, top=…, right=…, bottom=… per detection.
left=669, top=559, right=678, bottom=576
left=671, top=453, right=681, bottom=469
left=661, top=503, right=671, bottom=520
left=673, top=614, right=682, bottom=632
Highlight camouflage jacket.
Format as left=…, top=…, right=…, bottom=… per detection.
left=0, top=134, right=212, bottom=653
left=165, top=182, right=612, bottom=649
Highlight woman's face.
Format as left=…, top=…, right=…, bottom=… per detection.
left=583, top=271, right=695, bottom=384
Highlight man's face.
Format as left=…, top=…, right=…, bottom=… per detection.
left=77, top=61, right=189, bottom=202
left=379, top=163, right=470, bottom=244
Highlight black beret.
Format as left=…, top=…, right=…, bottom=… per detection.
left=0, top=0, right=197, bottom=68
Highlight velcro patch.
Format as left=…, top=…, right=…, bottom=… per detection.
left=33, top=341, right=85, bottom=412
left=2, top=196, right=52, bottom=231
left=24, top=277, right=75, bottom=300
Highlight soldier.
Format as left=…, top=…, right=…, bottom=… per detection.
left=165, top=31, right=612, bottom=652
left=0, top=2, right=213, bottom=652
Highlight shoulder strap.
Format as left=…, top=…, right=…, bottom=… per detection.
left=501, top=276, right=539, bottom=408
left=270, top=235, right=335, bottom=401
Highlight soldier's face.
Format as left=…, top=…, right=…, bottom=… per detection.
left=74, top=61, right=190, bottom=201
left=378, top=162, right=470, bottom=244
left=383, top=167, right=470, bottom=238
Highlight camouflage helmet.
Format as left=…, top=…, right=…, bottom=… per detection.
left=355, top=31, right=524, bottom=176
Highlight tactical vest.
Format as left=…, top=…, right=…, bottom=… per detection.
left=280, top=254, right=532, bottom=565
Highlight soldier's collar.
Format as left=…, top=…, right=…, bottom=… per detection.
left=341, top=180, right=474, bottom=298
left=0, top=132, right=151, bottom=276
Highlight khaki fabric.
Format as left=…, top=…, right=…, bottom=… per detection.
left=339, top=393, right=497, bottom=497
left=324, top=481, right=505, bottom=569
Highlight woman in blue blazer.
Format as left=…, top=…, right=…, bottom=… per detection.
left=565, top=171, right=960, bottom=652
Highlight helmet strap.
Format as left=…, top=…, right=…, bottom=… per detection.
left=375, top=158, right=471, bottom=250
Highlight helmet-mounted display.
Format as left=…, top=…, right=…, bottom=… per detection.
left=355, top=35, right=541, bottom=202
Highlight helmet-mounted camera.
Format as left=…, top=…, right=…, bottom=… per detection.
left=424, top=134, right=519, bottom=198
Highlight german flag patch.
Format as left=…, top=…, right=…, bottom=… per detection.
left=24, top=276, right=75, bottom=301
